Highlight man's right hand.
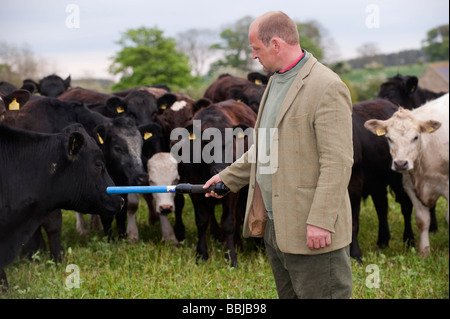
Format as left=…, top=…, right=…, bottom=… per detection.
left=203, top=174, right=224, bottom=198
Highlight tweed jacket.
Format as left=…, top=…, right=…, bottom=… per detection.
left=219, top=54, right=353, bottom=254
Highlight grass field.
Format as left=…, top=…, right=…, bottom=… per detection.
left=1, top=191, right=448, bottom=300
left=341, top=63, right=430, bottom=84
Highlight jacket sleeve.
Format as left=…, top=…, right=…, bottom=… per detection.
left=218, top=144, right=255, bottom=193
left=306, top=78, right=353, bottom=232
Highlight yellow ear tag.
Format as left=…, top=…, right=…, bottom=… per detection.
left=427, top=126, right=435, bottom=133
left=116, top=106, right=125, bottom=114
left=189, top=132, right=196, bottom=140
left=236, top=99, right=243, bottom=103
left=410, top=86, right=416, bottom=93
left=376, top=128, right=386, bottom=136
left=160, top=104, right=167, bottom=110
left=144, top=132, right=152, bottom=140
left=97, top=133, right=104, bottom=144
left=9, top=98, right=20, bottom=111
left=237, top=131, right=245, bottom=139
left=255, top=79, right=263, bottom=85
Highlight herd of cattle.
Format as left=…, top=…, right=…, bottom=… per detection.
left=0, top=71, right=448, bottom=291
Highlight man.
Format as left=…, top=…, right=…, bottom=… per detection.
left=204, top=11, right=353, bottom=299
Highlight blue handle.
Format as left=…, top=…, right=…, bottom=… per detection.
left=107, top=186, right=176, bottom=194
left=106, top=183, right=230, bottom=195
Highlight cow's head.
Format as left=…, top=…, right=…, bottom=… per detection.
left=60, top=124, right=124, bottom=216
left=95, top=117, right=148, bottom=186
left=38, top=75, right=71, bottom=97
left=377, top=75, right=418, bottom=110
left=147, top=152, right=179, bottom=214
left=364, top=108, right=442, bottom=171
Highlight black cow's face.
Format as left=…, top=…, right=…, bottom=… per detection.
left=96, top=117, right=148, bottom=186
left=377, top=75, right=418, bottom=110
left=140, top=121, right=165, bottom=160
left=39, top=75, right=71, bottom=97
left=123, top=90, right=158, bottom=124
left=176, top=121, right=252, bottom=182
left=60, top=125, right=123, bottom=216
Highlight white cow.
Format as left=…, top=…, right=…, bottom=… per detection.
left=364, top=93, right=449, bottom=257
left=127, top=152, right=181, bottom=246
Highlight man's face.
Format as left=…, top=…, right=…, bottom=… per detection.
left=249, top=25, right=277, bottom=73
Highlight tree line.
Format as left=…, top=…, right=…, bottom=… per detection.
left=1, top=17, right=448, bottom=91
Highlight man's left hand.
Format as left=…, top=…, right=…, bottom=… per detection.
left=306, top=225, right=331, bottom=250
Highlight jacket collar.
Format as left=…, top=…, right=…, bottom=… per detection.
left=255, top=53, right=317, bottom=130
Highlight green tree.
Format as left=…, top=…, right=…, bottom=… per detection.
left=297, top=21, right=324, bottom=60
left=422, top=24, right=449, bottom=62
left=209, top=16, right=254, bottom=73
left=109, top=27, right=198, bottom=91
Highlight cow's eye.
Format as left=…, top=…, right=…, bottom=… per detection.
left=113, top=146, right=123, bottom=154
left=95, top=160, right=105, bottom=170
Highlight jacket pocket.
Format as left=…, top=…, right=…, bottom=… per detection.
left=249, top=182, right=268, bottom=237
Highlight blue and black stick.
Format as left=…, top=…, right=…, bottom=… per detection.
left=107, top=182, right=230, bottom=195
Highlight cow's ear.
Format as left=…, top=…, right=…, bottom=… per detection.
left=68, top=132, right=85, bottom=159
left=193, top=98, right=211, bottom=113
left=106, top=96, right=127, bottom=115
left=94, top=125, right=106, bottom=146
left=228, top=88, right=248, bottom=104
left=157, top=93, right=177, bottom=114
left=3, top=89, right=31, bottom=111
left=21, top=79, right=39, bottom=94
left=247, top=72, right=268, bottom=85
left=139, top=123, right=158, bottom=141
left=406, top=76, right=418, bottom=94
left=64, top=75, right=71, bottom=89
left=364, top=119, right=387, bottom=136
left=420, top=120, right=441, bottom=134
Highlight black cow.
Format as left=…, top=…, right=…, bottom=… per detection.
left=24, top=74, right=71, bottom=97
left=5, top=98, right=149, bottom=245
left=59, top=87, right=161, bottom=126
left=0, top=123, right=123, bottom=290
left=203, top=73, right=267, bottom=113
left=92, top=117, right=148, bottom=239
left=155, top=95, right=211, bottom=152
left=349, top=99, right=416, bottom=261
left=176, top=100, right=256, bottom=267
left=4, top=97, right=109, bottom=136
left=377, top=74, right=446, bottom=110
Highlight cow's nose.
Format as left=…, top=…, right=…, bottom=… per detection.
left=394, top=160, right=409, bottom=171
left=159, top=204, right=174, bottom=214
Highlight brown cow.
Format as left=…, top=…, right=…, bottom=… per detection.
left=203, top=73, right=268, bottom=113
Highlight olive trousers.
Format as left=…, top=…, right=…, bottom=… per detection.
left=264, top=219, right=353, bottom=299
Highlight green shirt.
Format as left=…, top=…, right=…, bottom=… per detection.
left=256, top=50, right=310, bottom=219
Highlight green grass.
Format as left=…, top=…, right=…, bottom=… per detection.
left=1, top=194, right=448, bottom=299
left=341, top=63, right=430, bottom=84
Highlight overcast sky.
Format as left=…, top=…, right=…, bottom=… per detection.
left=0, top=0, right=448, bottom=80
